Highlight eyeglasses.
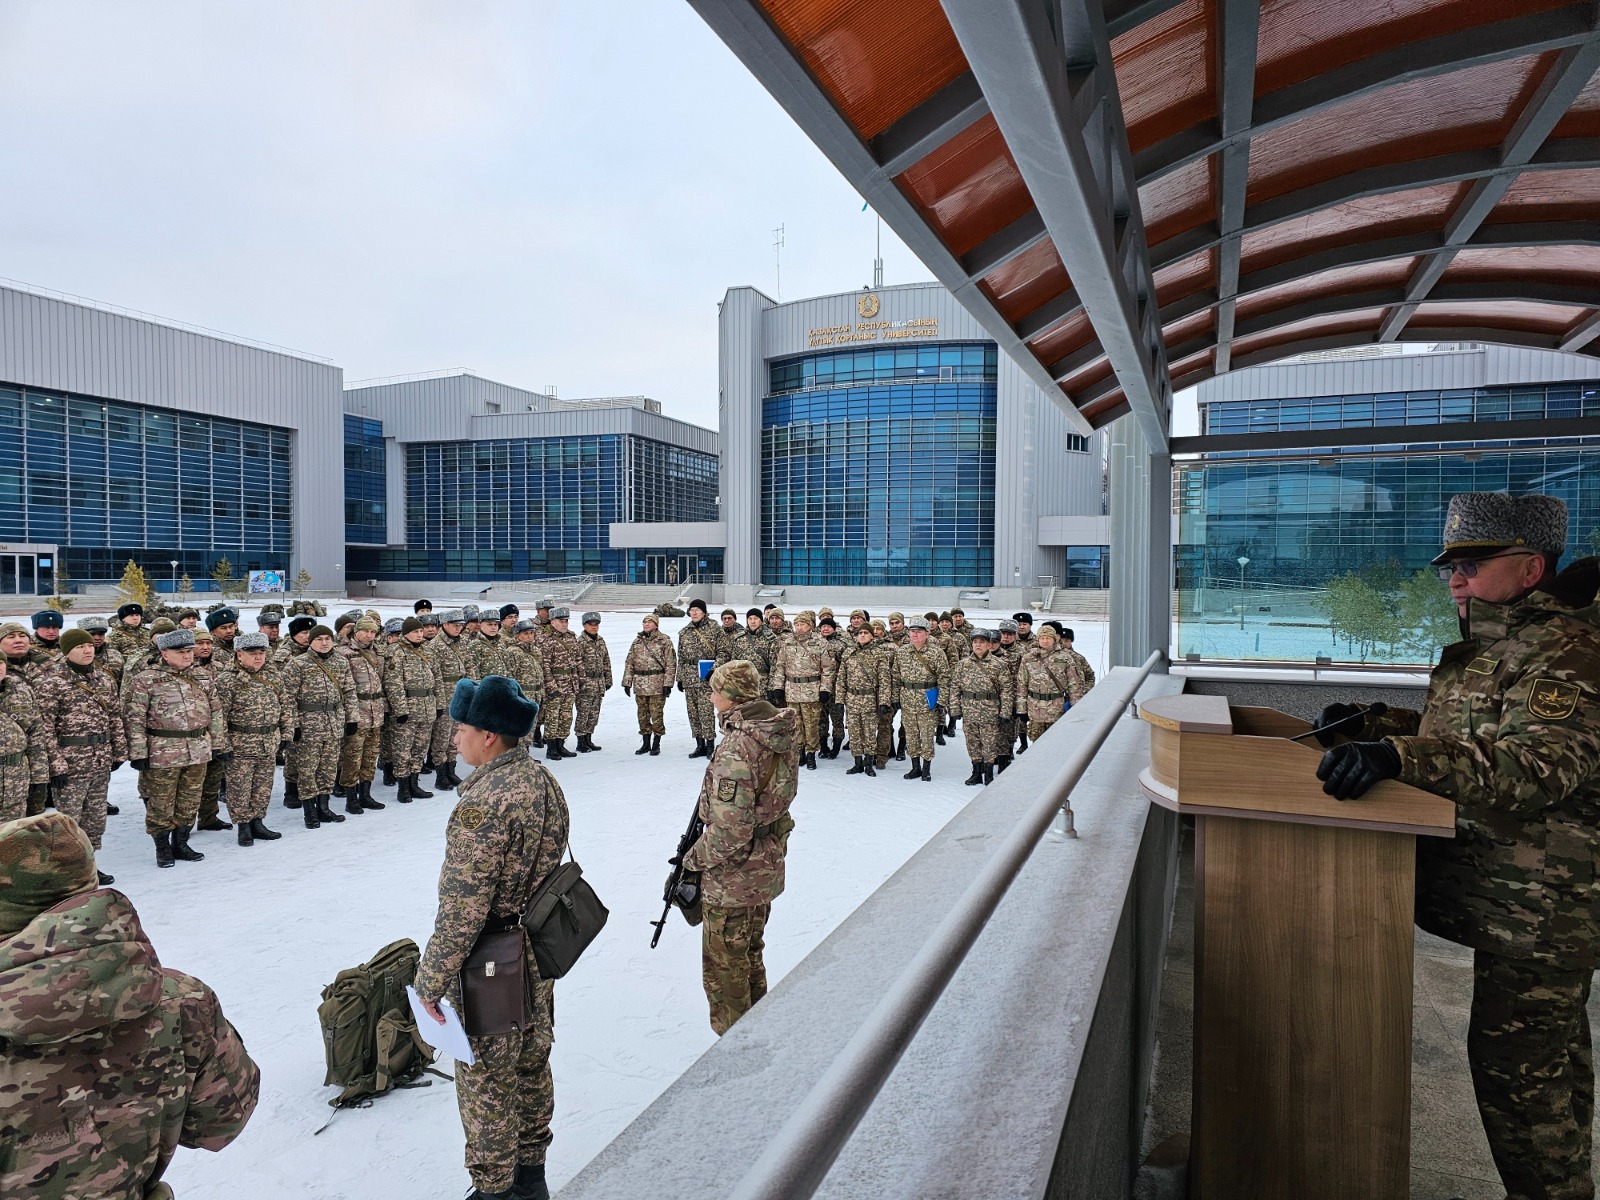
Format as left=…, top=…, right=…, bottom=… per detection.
left=1435, top=550, right=1535, bottom=581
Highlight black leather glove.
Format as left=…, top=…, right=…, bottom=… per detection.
left=819, top=691, right=833, bottom=707
left=50, top=773, right=68, bottom=790
left=663, top=685, right=671, bottom=697
left=1312, top=701, right=1388, bottom=747
left=293, top=727, right=302, bottom=742
left=1317, top=740, right=1402, bottom=800
left=131, top=758, right=148, bottom=772
left=767, top=690, right=784, bottom=706
left=277, top=742, right=289, bottom=762
left=28, top=781, right=48, bottom=807
left=213, top=751, right=233, bottom=766
left=344, top=721, right=359, bottom=737
left=395, top=713, right=409, bottom=725
left=623, top=685, right=631, bottom=697
left=878, top=704, right=892, bottom=717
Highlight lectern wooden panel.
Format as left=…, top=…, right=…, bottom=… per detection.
left=1138, top=693, right=1455, bottom=1200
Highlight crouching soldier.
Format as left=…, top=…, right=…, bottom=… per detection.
left=951, top=629, right=1014, bottom=786
left=213, top=632, right=291, bottom=846
left=36, top=628, right=126, bottom=883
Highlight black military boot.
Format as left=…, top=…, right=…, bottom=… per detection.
left=395, top=776, right=414, bottom=804
left=546, top=739, right=567, bottom=761
left=531, top=727, right=545, bottom=748
left=983, top=763, right=995, bottom=785
left=964, top=761, right=983, bottom=786
left=381, top=762, right=395, bottom=788
left=319, top=794, right=346, bottom=823
left=197, top=815, right=231, bottom=832
left=921, top=759, right=932, bottom=782
left=360, top=780, right=385, bottom=811
left=846, top=755, right=865, bottom=775
left=410, top=772, right=434, bottom=799
left=514, top=1161, right=549, bottom=1200
left=238, top=822, right=254, bottom=846
left=863, top=757, right=877, bottom=777
left=435, top=760, right=458, bottom=791
left=996, top=754, right=1012, bottom=774
left=935, top=727, right=946, bottom=747
left=1017, top=727, right=1029, bottom=754
left=688, top=737, right=708, bottom=759
left=97, top=869, right=115, bottom=885
left=171, top=827, right=205, bottom=862
left=904, top=756, right=922, bottom=780
left=834, top=733, right=846, bottom=758
left=303, top=797, right=321, bottom=829
left=105, top=801, right=119, bottom=815
left=636, top=733, right=652, bottom=755
left=895, top=729, right=907, bottom=761
left=421, top=755, right=435, bottom=775
left=284, top=779, right=302, bottom=810
left=153, top=830, right=175, bottom=868
left=344, top=788, right=364, bottom=815
left=650, top=734, right=661, bottom=756
left=805, top=750, right=817, bottom=770
left=587, top=733, right=601, bottom=752
left=249, top=818, right=282, bottom=841
left=332, top=782, right=346, bottom=798
left=576, top=734, right=592, bottom=753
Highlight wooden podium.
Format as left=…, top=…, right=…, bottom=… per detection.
left=1138, top=693, right=1456, bottom=1200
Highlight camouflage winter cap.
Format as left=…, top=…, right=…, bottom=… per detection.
left=709, top=659, right=762, bottom=702
left=156, top=628, right=196, bottom=651
left=817, top=607, right=834, bottom=618
left=235, top=632, right=269, bottom=651
left=888, top=612, right=905, bottom=623
left=765, top=606, right=784, bottom=620
left=0, top=622, right=28, bottom=641
left=0, top=813, right=98, bottom=937
left=355, top=618, right=380, bottom=633
left=1432, top=491, right=1569, bottom=565
left=849, top=608, right=868, bottom=621
left=76, top=616, right=109, bottom=632
left=192, top=627, right=214, bottom=643
left=149, top=617, right=178, bottom=638
left=514, top=618, right=538, bottom=633
left=551, top=607, right=571, bottom=620
left=870, top=619, right=886, bottom=632
left=794, top=610, right=816, bottom=626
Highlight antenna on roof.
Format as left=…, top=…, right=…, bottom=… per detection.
left=773, top=224, right=785, bottom=300
left=874, top=212, right=883, bottom=289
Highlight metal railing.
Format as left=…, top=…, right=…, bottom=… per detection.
left=505, top=573, right=612, bottom=599
left=728, top=649, right=1165, bottom=1200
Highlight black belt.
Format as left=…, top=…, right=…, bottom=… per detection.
left=357, top=691, right=382, bottom=701
left=786, top=675, right=820, bottom=683
left=298, top=702, right=338, bottom=713
left=0, top=751, right=22, bottom=766
left=229, top=723, right=279, bottom=734
left=58, top=733, right=109, bottom=746
left=152, top=728, right=208, bottom=738
left=964, top=691, right=999, bottom=700
left=1029, top=690, right=1063, bottom=701
left=632, top=668, right=664, bottom=675
left=404, top=686, right=433, bottom=698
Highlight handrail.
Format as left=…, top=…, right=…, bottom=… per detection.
left=729, top=649, right=1165, bottom=1200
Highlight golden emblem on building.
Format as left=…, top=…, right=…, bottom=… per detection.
left=857, top=292, right=881, bottom=319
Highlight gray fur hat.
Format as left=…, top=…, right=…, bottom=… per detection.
left=551, top=606, right=571, bottom=620
left=383, top=618, right=405, bottom=635
left=582, top=611, right=601, bottom=625
left=155, top=628, right=196, bottom=651
left=907, top=615, right=930, bottom=631
left=513, top=618, right=538, bottom=634
left=537, top=595, right=555, bottom=609
left=256, top=609, right=282, bottom=627
left=461, top=604, right=480, bottom=620
left=450, top=675, right=538, bottom=738
left=419, top=613, right=441, bottom=627
left=234, top=632, right=269, bottom=651
left=998, top=619, right=1019, bottom=634
left=969, top=628, right=995, bottom=642
left=1433, top=492, right=1569, bottom=564
left=441, top=609, right=465, bottom=625
left=76, top=616, right=109, bottom=632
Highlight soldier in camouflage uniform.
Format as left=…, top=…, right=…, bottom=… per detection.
left=0, top=652, right=50, bottom=824
left=487, top=619, right=546, bottom=712
left=107, top=601, right=148, bottom=659
left=1016, top=625, right=1086, bottom=743
left=889, top=616, right=950, bottom=782
left=993, top=620, right=1024, bottom=770
left=272, top=614, right=316, bottom=673
left=337, top=617, right=387, bottom=815
left=0, top=813, right=260, bottom=1200
left=125, top=628, right=224, bottom=867
left=2, top=620, right=54, bottom=693
left=425, top=610, right=474, bottom=791
left=415, top=676, right=568, bottom=1200
left=280, top=625, right=358, bottom=829
left=257, top=606, right=284, bottom=650
left=683, top=660, right=800, bottom=1035
left=678, top=599, right=730, bottom=760
left=939, top=612, right=969, bottom=739
left=77, top=615, right=125, bottom=686
left=382, top=617, right=438, bottom=803
left=213, top=632, right=290, bottom=846
left=205, top=606, right=240, bottom=669
left=540, top=608, right=582, bottom=761
left=376, top=617, right=405, bottom=785
left=36, top=629, right=125, bottom=880
left=816, top=614, right=848, bottom=758
left=951, top=629, right=1014, bottom=786
left=1061, top=628, right=1096, bottom=691
left=189, top=629, right=233, bottom=834
left=838, top=623, right=891, bottom=777
left=728, top=608, right=775, bottom=694
left=769, top=611, right=835, bottom=771
left=574, top=613, right=612, bottom=753
left=30, top=608, right=64, bottom=660
left=1318, top=493, right=1600, bottom=1200
left=622, top=614, right=675, bottom=756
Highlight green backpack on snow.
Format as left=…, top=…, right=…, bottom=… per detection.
left=315, top=938, right=446, bottom=1117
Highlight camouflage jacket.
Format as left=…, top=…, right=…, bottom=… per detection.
left=214, top=663, right=293, bottom=759
left=279, top=649, right=357, bottom=740
left=770, top=633, right=836, bottom=704
left=727, top=627, right=774, bottom=691
left=1365, top=561, right=1600, bottom=967
left=5, top=648, right=54, bottom=691
left=124, top=662, right=222, bottom=768
left=382, top=641, right=438, bottom=723
left=889, top=642, right=950, bottom=711
left=578, top=632, right=613, bottom=693
left=105, top=623, right=148, bottom=659
left=470, top=632, right=504, bottom=682
left=950, top=653, right=1016, bottom=724
left=270, top=637, right=308, bottom=674
left=424, top=634, right=473, bottom=707
left=337, top=644, right=387, bottom=729
left=541, top=629, right=582, bottom=700
left=622, top=630, right=676, bottom=697
left=94, top=644, right=125, bottom=687
left=414, top=748, right=571, bottom=1003
left=485, top=641, right=545, bottom=704
left=1016, top=647, right=1088, bottom=723
left=36, top=659, right=127, bottom=777
left=1067, top=647, right=1096, bottom=691
left=817, top=633, right=847, bottom=694
left=0, top=677, right=50, bottom=790
left=684, top=699, right=800, bottom=907
left=210, top=638, right=236, bottom=671
left=0, top=890, right=259, bottom=1199
left=836, top=642, right=892, bottom=710
left=677, top=619, right=730, bottom=692
left=944, top=630, right=971, bottom=662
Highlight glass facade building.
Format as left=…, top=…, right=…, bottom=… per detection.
left=761, top=342, right=997, bottom=586
left=0, top=381, right=294, bottom=587
left=345, top=432, right=720, bottom=582
left=344, top=414, right=387, bottom=545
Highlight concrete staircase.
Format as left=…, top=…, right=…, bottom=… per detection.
left=580, top=583, right=680, bottom=608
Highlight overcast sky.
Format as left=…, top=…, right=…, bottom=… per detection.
left=0, top=1, right=937, bottom=431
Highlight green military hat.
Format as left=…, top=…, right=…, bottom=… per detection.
left=1433, top=491, right=1569, bottom=565
left=888, top=612, right=905, bottom=623
left=0, top=621, right=29, bottom=641
left=148, top=617, right=178, bottom=638
left=0, top=812, right=98, bottom=937
left=709, top=659, right=762, bottom=702
left=59, top=629, right=93, bottom=654
left=794, top=610, right=816, bottom=626
left=923, top=611, right=939, bottom=623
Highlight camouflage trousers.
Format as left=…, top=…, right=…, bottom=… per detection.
left=845, top=704, right=877, bottom=762
left=338, top=726, right=380, bottom=787
left=962, top=716, right=1002, bottom=764
left=1027, top=718, right=1058, bottom=743
left=900, top=693, right=939, bottom=760
left=223, top=755, right=275, bottom=823
left=791, top=701, right=823, bottom=753
left=391, top=714, right=430, bottom=777
left=875, top=707, right=898, bottom=766
left=378, top=719, right=395, bottom=771
left=702, top=902, right=771, bottom=1036
left=291, top=734, right=340, bottom=797
left=198, top=756, right=226, bottom=827
left=144, top=762, right=207, bottom=834
left=458, top=978, right=555, bottom=1192
left=575, top=687, right=605, bottom=737
left=542, top=696, right=574, bottom=741
left=1469, top=950, right=1595, bottom=1200
left=55, top=767, right=111, bottom=849
left=829, top=700, right=846, bottom=745
left=430, top=711, right=457, bottom=765
left=634, top=693, right=666, bottom=735
left=683, top=683, right=716, bottom=739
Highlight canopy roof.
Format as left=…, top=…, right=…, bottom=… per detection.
left=691, top=0, right=1600, bottom=444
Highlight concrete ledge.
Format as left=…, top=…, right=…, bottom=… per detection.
left=558, top=668, right=1184, bottom=1200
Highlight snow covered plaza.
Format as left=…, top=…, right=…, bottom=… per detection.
left=75, top=604, right=1109, bottom=1198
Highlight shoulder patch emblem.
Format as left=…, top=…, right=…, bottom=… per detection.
left=456, top=805, right=487, bottom=831
left=717, top=779, right=738, bottom=802
left=1464, top=656, right=1499, bottom=675
left=1528, top=678, right=1580, bottom=722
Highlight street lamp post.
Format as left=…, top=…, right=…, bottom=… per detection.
left=170, top=560, right=178, bottom=597
left=1237, top=556, right=1250, bottom=630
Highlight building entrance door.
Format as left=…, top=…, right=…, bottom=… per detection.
left=0, top=554, right=37, bottom=595
left=644, top=554, right=668, bottom=584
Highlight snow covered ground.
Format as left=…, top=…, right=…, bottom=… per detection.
left=71, top=605, right=1107, bottom=1198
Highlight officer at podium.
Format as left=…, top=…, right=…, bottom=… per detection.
left=1316, top=491, right=1600, bottom=1200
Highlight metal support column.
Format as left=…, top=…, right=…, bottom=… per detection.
left=1110, top=416, right=1171, bottom=668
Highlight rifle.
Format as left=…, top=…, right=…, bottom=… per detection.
left=649, top=804, right=705, bottom=949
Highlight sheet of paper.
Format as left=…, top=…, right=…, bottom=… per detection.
left=406, top=984, right=474, bottom=1066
